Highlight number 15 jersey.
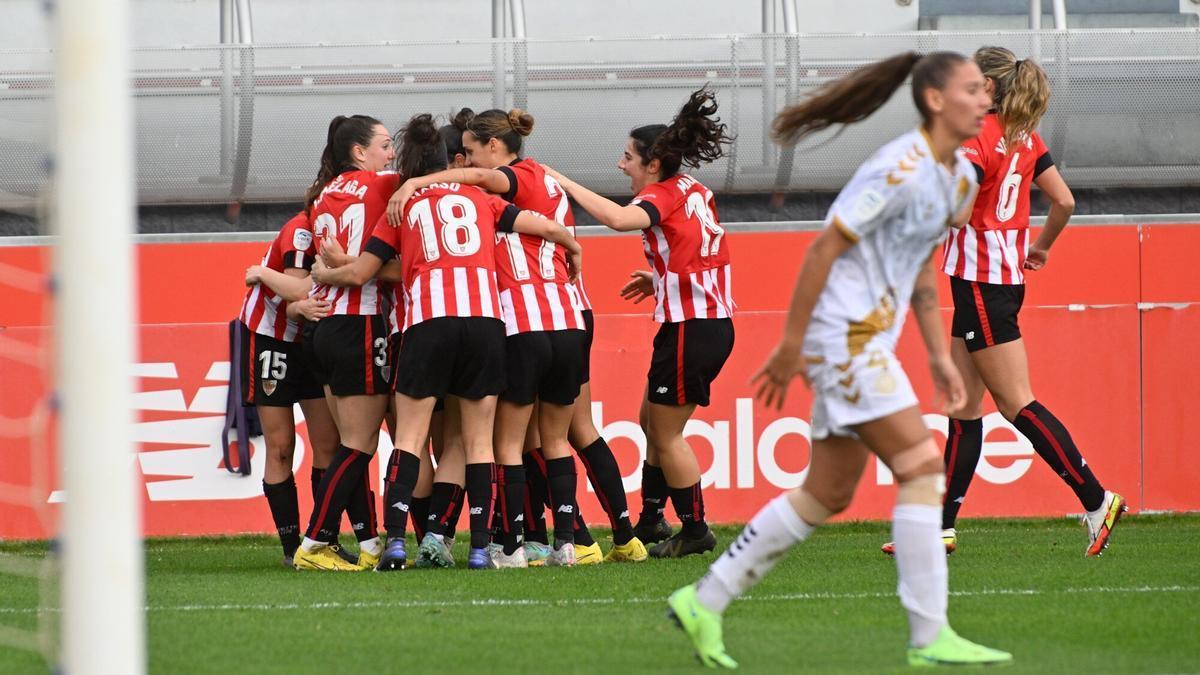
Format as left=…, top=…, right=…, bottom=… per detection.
left=366, top=183, right=517, bottom=331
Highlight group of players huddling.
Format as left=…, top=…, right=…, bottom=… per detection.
left=239, top=45, right=1126, bottom=668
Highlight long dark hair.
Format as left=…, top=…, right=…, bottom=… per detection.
left=398, top=113, right=449, bottom=179
left=630, top=87, right=733, bottom=178
left=304, top=114, right=382, bottom=211
left=772, top=51, right=968, bottom=145
left=466, top=108, right=535, bottom=155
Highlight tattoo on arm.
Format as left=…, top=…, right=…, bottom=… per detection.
left=912, top=286, right=939, bottom=312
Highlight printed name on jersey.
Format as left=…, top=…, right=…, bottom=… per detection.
left=852, top=188, right=887, bottom=222
left=314, top=176, right=369, bottom=207
left=993, top=135, right=1033, bottom=155
left=292, top=229, right=313, bottom=251
left=674, top=174, right=700, bottom=194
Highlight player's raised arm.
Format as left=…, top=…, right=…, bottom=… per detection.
left=544, top=167, right=651, bottom=232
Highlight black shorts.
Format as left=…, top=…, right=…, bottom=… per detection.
left=647, top=318, right=734, bottom=408
left=240, top=323, right=323, bottom=407
left=950, top=276, right=1025, bottom=353
left=309, top=314, right=393, bottom=397
left=502, top=329, right=587, bottom=406
left=393, top=317, right=507, bottom=400
left=580, top=310, right=595, bottom=384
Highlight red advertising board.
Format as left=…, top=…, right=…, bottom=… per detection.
left=0, top=223, right=1195, bottom=538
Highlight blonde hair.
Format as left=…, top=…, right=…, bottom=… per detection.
left=974, top=46, right=1050, bottom=149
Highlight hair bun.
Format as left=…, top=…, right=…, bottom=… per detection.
left=508, top=109, right=535, bottom=136
left=452, top=107, right=476, bottom=131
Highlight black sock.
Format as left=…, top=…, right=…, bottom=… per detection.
left=310, top=467, right=339, bottom=545
left=1012, top=400, right=1106, bottom=512
left=445, top=484, right=466, bottom=542
left=425, top=482, right=462, bottom=537
left=263, top=476, right=300, bottom=557
left=545, top=457, right=578, bottom=546
left=638, top=462, right=668, bottom=525
left=410, top=496, right=431, bottom=543
left=942, top=417, right=983, bottom=530
left=522, top=449, right=550, bottom=542
left=345, top=465, right=377, bottom=544
left=497, top=465, right=526, bottom=555
left=573, top=512, right=596, bottom=547
left=577, top=437, right=634, bottom=545
left=669, top=482, right=707, bottom=537
left=465, top=462, right=495, bottom=549
left=383, top=450, right=422, bottom=541
left=305, top=445, right=372, bottom=542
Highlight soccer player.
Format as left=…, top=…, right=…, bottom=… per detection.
left=290, top=115, right=397, bottom=572
left=387, top=108, right=647, bottom=566
left=546, top=87, right=736, bottom=558
left=239, top=213, right=340, bottom=567
left=312, top=113, right=582, bottom=570
left=885, top=46, right=1124, bottom=556
left=666, top=52, right=1013, bottom=668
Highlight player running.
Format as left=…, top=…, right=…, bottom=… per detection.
left=290, top=115, right=397, bottom=572
left=882, top=46, right=1125, bottom=557
left=387, top=108, right=647, bottom=566
left=546, top=87, right=735, bottom=559
left=312, top=113, right=582, bottom=570
left=667, top=52, right=1013, bottom=668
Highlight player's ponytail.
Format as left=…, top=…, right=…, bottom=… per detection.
left=975, top=46, right=1050, bottom=150
left=772, top=51, right=966, bottom=145
left=398, top=113, right=449, bottom=179
left=466, top=108, right=534, bottom=155
left=439, top=107, right=474, bottom=159
left=634, top=87, right=733, bottom=178
left=304, top=114, right=382, bottom=211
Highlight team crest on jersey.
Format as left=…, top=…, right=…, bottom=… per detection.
left=852, top=189, right=886, bottom=223
left=292, top=229, right=313, bottom=251
left=262, top=380, right=278, bottom=396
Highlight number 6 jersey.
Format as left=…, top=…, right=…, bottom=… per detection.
left=365, top=182, right=515, bottom=332
left=942, top=113, right=1054, bottom=285
left=630, top=173, right=735, bottom=323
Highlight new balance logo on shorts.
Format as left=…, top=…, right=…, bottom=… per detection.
left=470, top=507, right=483, bottom=515
left=656, top=386, right=669, bottom=394
left=557, top=504, right=574, bottom=514
left=392, top=501, right=409, bottom=512
left=966, top=331, right=976, bottom=340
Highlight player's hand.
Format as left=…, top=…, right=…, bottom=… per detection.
left=566, top=248, right=582, bottom=284
left=1024, top=245, right=1049, bottom=271
left=387, top=180, right=419, bottom=227
left=244, top=265, right=265, bottom=286
left=295, top=298, right=332, bottom=322
left=619, top=270, right=655, bottom=304
left=319, top=235, right=347, bottom=268
left=929, top=353, right=966, bottom=414
left=752, top=342, right=805, bottom=410
left=311, top=258, right=330, bottom=285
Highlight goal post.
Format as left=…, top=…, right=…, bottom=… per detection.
left=53, top=0, right=145, bottom=672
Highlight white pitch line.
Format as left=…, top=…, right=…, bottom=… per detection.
left=0, top=585, right=1195, bottom=616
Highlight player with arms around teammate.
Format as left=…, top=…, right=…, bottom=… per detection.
left=239, top=213, right=340, bottom=567
left=387, top=108, right=647, bottom=566
left=892, top=46, right=1123, bottom=556
left=291, top=115, right=398, bottom=571
left=314, top=113, right=582, bottom=570
left=667, top=53, right=1013, bottom=668
left=547, top=87, right=735, bottom=559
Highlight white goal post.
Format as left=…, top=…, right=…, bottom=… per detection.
left=53, top=0, right=145, bottom=672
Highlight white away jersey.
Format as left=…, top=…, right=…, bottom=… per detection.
left=804, top=128, right=977, bottom=362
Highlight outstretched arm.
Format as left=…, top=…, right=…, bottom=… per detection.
left=387, top=168, right=512, bottom=226
left=542, top=166, right=650, bottom=232
left=245, top=266, right=311, bottom=302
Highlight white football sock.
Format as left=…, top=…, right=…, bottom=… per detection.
left=359, top=536, right=383, bottom=557
left=893, top=503, right=948, bottom=648
left=299, top=537, right=326, bottom=553
left=696, top=494, right=814, bottom=614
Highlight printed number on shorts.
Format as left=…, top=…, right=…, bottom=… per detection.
left=995, top=153, right=1022, bottom=223
left=409, top=195, right=482, bottom=262
left=312, top=203, right=366, bottom=255
left=257, top=350, right=287, bottom=380
left=685, top=190, right=724, bottom=257
left=373, top=337, right=388, bottom=367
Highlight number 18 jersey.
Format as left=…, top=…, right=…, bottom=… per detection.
left=365, top=183, right=515, bottom=331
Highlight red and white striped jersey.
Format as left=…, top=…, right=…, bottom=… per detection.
left=239, top=212, right=315, bottom=342
left=493, top=157, right=586, bottom=335
left=309, top=169, right=401, bottom=314
left=630, top=174, right=735, bottom=323
left=365, top=183, right=514, bottom=331
left=942, top=114, right=1053, bottom=285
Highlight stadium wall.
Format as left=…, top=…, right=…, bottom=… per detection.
left=1, top=220, right=1196, bottom=538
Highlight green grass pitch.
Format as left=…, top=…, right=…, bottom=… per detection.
left=2, top=514, right=1198, bottom=673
